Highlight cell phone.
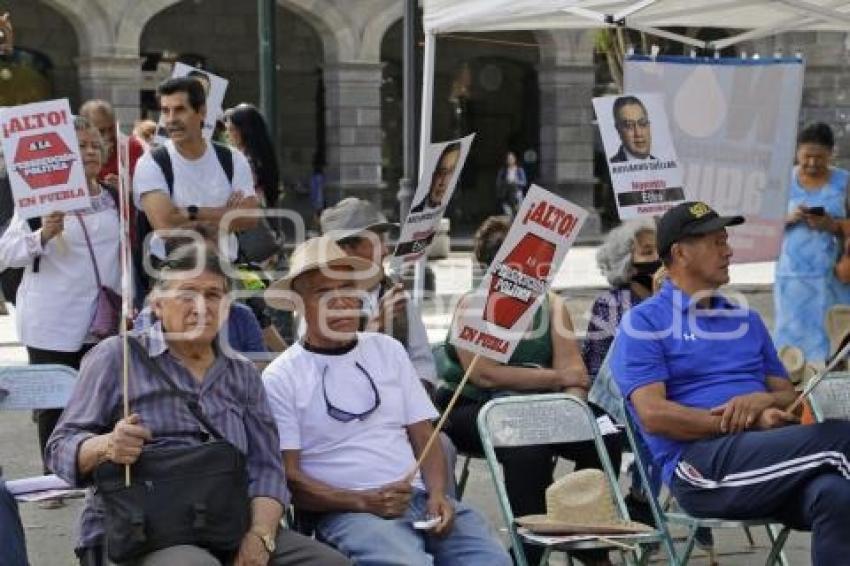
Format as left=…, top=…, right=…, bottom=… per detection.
left=805, top=206, right=826, bottom=216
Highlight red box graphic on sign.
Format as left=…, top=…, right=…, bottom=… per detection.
left=484, top=232, right=555, bottom=329
left=13, top=132, right=75, bottom=190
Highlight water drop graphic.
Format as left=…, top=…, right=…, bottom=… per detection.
left=673, top=66, right=727, bottom=138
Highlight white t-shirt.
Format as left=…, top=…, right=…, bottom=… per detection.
left=132, top=140, right=254, bottom=257
left=262, top=332, right=439, bottom=491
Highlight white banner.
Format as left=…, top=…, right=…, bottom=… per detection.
left=0, top=99, right=89, bottom=220
left=625, top=56, right=804, bottom=262
left=449, top=185, right=586, bottom=363
left=593, top=92, right=685, bottom=219
left=394, top=133, right=474, bottom=262
left=155, top=63, right=229, bottom=143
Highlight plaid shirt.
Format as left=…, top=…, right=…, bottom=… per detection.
left=46, top=323, right=288, bottom=549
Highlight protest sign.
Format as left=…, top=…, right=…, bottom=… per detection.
left=449, top=185, right=587, bottom=363
left=155, top=63, right=229, bottom=143
left=625, top=56, right=804, bottom=262
left=0, top=98, right=89, bottom=220
left=593, top=93, right=685, bottom=220
left=394, top=134, right=474, bottom=262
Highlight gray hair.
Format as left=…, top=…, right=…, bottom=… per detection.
left=73, top=115, right=108, bottom=162
left=596, top=218, right=657, bottom=287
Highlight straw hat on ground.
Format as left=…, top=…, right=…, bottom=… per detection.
left=778, top=345, right=806, bottom=385
left=515, top=469, right=653, bottom=535
left=265, top=236, right=382, bottom=311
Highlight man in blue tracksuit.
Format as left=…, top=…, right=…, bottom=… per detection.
left=611, top=201, right=850, bottom=565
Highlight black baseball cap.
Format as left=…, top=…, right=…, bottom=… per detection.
left=657, top=201, right=745, bottom=257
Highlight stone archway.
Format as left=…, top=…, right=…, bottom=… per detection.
left=382, top=24, right=543, bottom=226
left=0, top=1, right=83, bottom=106
left=139, top=0, right=326, bottom=184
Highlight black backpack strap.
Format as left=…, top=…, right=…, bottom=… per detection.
left=127, top=336, right=225, bottom=440
left=26, top=217, right=43, bottom=272
left=150, top=145, right=175, bottom=195
left=211, top=142, right=234, bottom=186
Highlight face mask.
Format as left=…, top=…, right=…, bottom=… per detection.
left=631, top=260, right=662, bottom=289
left=633, top=259, right=662, bottom=276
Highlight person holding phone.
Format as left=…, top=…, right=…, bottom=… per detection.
left=775, top=122, right=850, bottom=363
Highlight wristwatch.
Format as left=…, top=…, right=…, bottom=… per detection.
left=187, top=205, right=199, bottom=221
left=250, top=527, right=276, bottom=553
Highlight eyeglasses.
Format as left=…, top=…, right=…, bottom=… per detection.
left=322, top=362, right=381, bottom=423
left=616, top=119, right=651, bottom=132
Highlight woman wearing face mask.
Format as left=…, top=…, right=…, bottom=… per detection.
left=582, top=218, right=660, bottom=378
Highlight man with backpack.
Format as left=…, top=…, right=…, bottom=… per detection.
left=133, top=77, right=259, bottom=265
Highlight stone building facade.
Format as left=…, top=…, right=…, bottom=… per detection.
left=4, top=0, right=850, bottom=236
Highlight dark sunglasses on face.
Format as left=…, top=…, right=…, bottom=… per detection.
left=322, top=362, right=381, bottom=423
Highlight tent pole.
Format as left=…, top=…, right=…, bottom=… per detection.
left=627, top=23, right=708, bottom=50
left=412, top=31, right=436, bottom=305
left=711, top=20, right=810, bottom=50
left=773, top=0, right=850, bottom=26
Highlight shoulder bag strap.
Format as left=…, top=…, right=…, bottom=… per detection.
left=75, top=213, right=103, bottom=289
left=150, top=145, right=175, bottom=195
left=211, top=142, right=235, bottom=186
left=127, top=336, right=225, bottom=440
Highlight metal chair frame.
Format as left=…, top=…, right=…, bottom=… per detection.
left=476, top=393, right=674, bottom=566
left=622, top=400, right=791, bottom=566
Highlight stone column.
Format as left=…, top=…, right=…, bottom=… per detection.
left=323, top=62, right=385, bottom=207
left=538, top=63, right=601, bottom=239
left=76, top=55, right=143, bottom=127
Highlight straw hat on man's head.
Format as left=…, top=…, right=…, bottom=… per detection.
left=265, top=235, right=382, bottom=311
left=516, top=469, right=652, bottom=535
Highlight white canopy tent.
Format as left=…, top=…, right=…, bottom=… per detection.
left=409, top=0, right=850, bottom=299
left=418, top=0, right=850, bottom=160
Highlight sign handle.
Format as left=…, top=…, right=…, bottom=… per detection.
left=407, top=353, right=481, bottom=480
left=786, top=333, right=850, bottom=414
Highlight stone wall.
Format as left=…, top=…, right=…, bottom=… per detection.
left=140, top=0, right=324, bottom=183
left=5, top=0, right=79, bottom=107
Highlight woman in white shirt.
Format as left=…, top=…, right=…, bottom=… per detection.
left=0, top=116, right=120, bottom=473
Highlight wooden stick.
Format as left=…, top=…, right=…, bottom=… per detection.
left=407, top=353, right=481, bottom=480
left=786, top=334, right=850, bottom=414
left=117, top=122, right=132, bottom=488
left=122, top=327, right=130, bottom=486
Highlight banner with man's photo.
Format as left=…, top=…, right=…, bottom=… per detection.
left=593, top=93, right=686, bottom=220
left=625, top=56, right=805, bottom=263
left=394, top=133, right=475, bottom=262
left=450, top=185, right=586, bottom=363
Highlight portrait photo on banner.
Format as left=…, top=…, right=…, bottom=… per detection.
left=593, top=93, right=686, bottom=220
left=394, top=133, right=475, bottom=262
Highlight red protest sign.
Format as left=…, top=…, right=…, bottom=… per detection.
left=450, top=185, right=587, bottom=363
left=0, top=99, right=89, bottom=220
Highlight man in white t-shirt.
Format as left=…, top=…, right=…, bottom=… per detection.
left=133, top=77, right=258, bottom=260
left=262, top=237, right=509, bottom=566
left=319, top=197, right=438, bottom=393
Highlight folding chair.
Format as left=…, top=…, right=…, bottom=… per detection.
left=476, top=393, right=674, bottom=566
left=622, top=401, right=790, bottom=566
left=0, top=365, right=78, bottom=491
left=807, top=371, right=850, bottom=422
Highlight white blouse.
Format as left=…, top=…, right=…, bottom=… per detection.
left=0, top=190, right=120, bottom=352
